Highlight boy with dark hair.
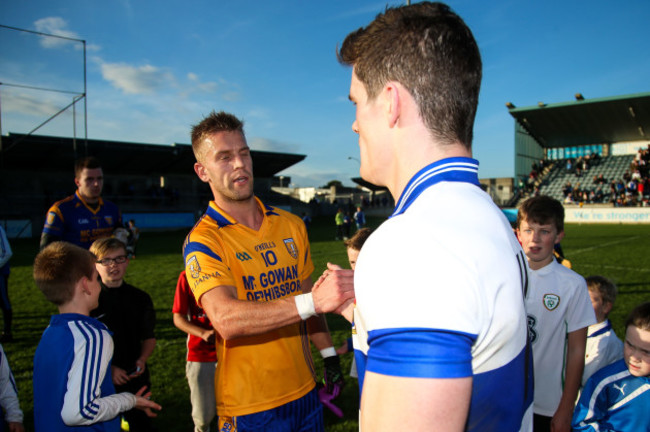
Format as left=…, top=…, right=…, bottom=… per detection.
left=90, top=238, right=157, bottom=432
left=33, top=242, right=159, bottom=431
left=516, top=195, right=596, bottom=431
left=582, top=275, right=623, bottom=385
left=572, top=301, right=650, bottom=431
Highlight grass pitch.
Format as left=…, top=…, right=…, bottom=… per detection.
left=5, top=216, right=649, bottom=431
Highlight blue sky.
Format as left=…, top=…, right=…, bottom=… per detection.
left=1, top=0, right=649, bottom=187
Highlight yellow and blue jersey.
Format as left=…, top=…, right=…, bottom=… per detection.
left=183, top=197, right=316, bottom=417
left=42, top=191, right=122, bottom=249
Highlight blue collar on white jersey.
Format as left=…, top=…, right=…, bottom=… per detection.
left=391, top=157, right=480, bottom=218
left=588, top=319, right=613, bottom=339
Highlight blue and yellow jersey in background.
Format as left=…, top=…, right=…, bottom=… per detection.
left=42, top=191, right=122, bottom=249
left=183, top=197, right=316, bottom=417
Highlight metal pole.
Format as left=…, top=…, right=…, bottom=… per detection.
left=83, top=39, right=88, bottom=155
left=73, top=96, right=77, bottom=156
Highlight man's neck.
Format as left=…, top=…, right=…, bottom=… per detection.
left=390, top=143, right=472, bottom=202
left=78, top=190, right=99, bottom=205
left=215, top=196, right=263, bottom=230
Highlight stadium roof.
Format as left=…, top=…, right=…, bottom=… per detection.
left=0, top=133, right=306, bottom=178
left=506, top=92, right=650, bottom=148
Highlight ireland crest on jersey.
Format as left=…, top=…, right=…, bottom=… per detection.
left=543, top=294, right=560, bottom=311
left=187, top=255, right=202, bottom=279
left=283, top=238, right=298, bottom=259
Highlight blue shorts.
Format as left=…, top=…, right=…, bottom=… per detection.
left=219, top=387, right=323, bottom=432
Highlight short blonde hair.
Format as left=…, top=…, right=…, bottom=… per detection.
left=90, top=237, right=127, bottom=259
left=33, top=242, right=96, bottom=306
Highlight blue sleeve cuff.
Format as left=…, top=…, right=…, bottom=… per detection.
left=367, top=328, right=476, bottom=378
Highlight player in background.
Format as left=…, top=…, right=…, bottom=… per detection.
left=516, top=195, right=596, bottom=432
left=332, top=2, right=534, bottom=430
left=41, top=156, right=122, bottom=250
left=172, top=271, right=217, bottom=432
left=582, top=275, right=623, bottom=386
left=183, top=110, right=353, bottom=431
left=572, top=301, right=650, bottom=431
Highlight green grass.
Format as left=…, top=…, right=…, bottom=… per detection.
left=4, top=217, right=649, bottom=430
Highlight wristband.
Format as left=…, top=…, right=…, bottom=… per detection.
left=294, top=293, right=316, bottom=320
left=320, top=347, right=336, bottom=358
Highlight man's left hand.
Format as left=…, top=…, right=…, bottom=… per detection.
left=323, top=355, right=344, bottom=398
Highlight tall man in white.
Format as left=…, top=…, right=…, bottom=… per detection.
left=334, top=2, right=533, bottom=431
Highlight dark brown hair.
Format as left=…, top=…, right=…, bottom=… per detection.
left=337, top=2, right=482, bottom=149
left=33, top=242, right=96, bottom=306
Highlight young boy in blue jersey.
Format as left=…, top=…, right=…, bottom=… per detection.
left=32, top=242, right=160, bottom=432
left=516, top=196, right=596, bottom=432
left=572, top=301, right=650, bottom=431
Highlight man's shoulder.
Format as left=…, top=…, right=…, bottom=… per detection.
left=100, top=198, right=120, bottom=211
left=48, top=193, right=78, bottom=211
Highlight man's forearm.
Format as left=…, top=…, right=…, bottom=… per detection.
left=307, top=314, right=334, bottom=351
left=40, top=232, right=60, bottom=249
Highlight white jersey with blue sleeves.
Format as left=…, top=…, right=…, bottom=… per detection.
left=353, top=157, right=533, bottom=431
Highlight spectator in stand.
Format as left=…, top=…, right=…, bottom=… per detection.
left=594, top=185, right=604, bottom=203
left=563, top=182, right=573, bottom=198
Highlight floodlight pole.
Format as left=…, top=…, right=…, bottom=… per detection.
left=83, top=39, right=88, bottom=155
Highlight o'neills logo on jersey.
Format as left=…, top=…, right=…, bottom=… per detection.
left=543, top=294, right=560, bottom=311
left=283, top=238, right=298, bottom=259
left=186, top=255, right=202, bottom=279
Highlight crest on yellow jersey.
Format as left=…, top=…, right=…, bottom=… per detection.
left=283, top=238, right=298, bottom=259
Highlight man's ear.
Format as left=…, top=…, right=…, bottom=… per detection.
left=74, top=176, right=81, bottom=188
left=384, top=81, right=401, bottom=128
left=194, top=162, right=209, bottom=183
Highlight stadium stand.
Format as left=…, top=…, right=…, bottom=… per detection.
left=507, top=92, right=650, bottom=208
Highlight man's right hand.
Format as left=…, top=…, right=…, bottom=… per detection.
left=311, top=263, right=355, bottom=315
